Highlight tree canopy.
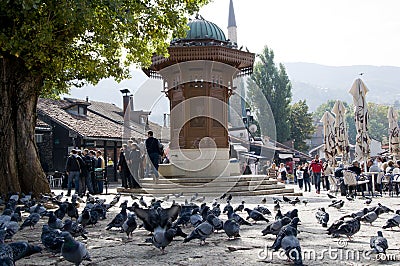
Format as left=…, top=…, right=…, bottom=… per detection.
left=289, top=100, right=314, bottom=152
left=0, top=0, right=209, bottom=95
left=247, top=46, right=292, bottom=143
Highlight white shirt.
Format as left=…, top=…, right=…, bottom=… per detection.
left=296, top=169, right=304, bottom=179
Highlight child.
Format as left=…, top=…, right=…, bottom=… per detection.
left=296, top=165, right=304, bottom=190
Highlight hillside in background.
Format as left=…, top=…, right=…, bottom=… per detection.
left=283, top=62, right=400, bottom=111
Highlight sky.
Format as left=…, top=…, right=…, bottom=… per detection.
left=67, top=0, right=400, bottom=117
left=201, top=0, right=400, bottom=67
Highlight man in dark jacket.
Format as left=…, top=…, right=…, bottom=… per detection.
left=65, top=149, right=82, bottom=196
left=83, top=149, right=95, bottom=194
left=145, top=131, right=161, bottom=179
left=118, top=144, right=129, bottom=189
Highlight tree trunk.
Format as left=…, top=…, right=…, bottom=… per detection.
left=0, top=55, right=51, bottom=196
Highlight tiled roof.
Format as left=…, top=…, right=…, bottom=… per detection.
left=37, top=98, right=145, bottom=139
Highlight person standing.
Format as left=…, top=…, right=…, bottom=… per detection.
left=128, top=143, right=141, bottom=188
left=296, top=165, right=304, bottom=190
left=83, top=149, right=95, bottom=194
left=76, top=150, right=87, bottom=197
left=323, top=162, right=334, bottom=191
left=118, top=144, right=129, bottom=189
left=145, top=131, right=161, bottom=180
left=278, top=163, right=288, bottom=184
left=310, top=155, right=323, bottom=194
left=302, top=163, right=311, bottom=192
left=95, top=150, right=105, bottom=194
left=65, top=149, right=81, bottom=196
left=137, top=138, right=145, bottom=179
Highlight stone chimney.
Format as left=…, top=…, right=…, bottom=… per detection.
left=120, top=88, right=131, bottom=115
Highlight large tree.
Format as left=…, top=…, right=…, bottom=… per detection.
left=289, top=100, right=314, bottom=152
left=247, top=46, right=292, bottom=143
left=0, top=0, right=208, bottom=195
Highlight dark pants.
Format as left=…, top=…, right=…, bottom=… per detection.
left=304, top=177, right=311, bottom=192
left=121, top=169, right=129, bottom=188
left=322, top=175, right=330, bottom=191
left=86, top=172, right=94, bottom=194
left=67, top=171, right=80, bottom=195
left=128, top=163, right=140, bottom=188
left=148, top=153, right=160, bottom=178
left=313, top=172, right=321, bottom=192
left=298, top=179, right=304, bottom=190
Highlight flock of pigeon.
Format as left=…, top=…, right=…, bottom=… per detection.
left=0, top=190, right=398, bottom=265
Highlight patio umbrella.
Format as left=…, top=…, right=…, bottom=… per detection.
left=388, top=106, right=400, bottom=159
left=349, top=78, right=370, bottom=163
left=331, top=100, right=350, bottom=164
left=321, top=111, right=336, bottom=163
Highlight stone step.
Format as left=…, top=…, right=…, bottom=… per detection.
left=139, top=179, right=278, bottom=189
left=140, top=175, right=272, bottom=184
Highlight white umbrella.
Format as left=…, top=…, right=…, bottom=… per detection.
left=321, top=111, right=336, bottom=163
left=331, top=100, right=350, bottom=163
left=349, top=78, right=370, bottom=163
left=388, top=106, right=400, bottom=159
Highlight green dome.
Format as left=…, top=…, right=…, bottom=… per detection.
left=184, top=17, right=227, bottom=42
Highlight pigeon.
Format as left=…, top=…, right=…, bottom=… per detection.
left=20, top=212, right=40, bottom=230
left=220, top=193, right=227, bottom=200
left=328, top=200, right=344, bottom=210
left=272, top=197, right=282, bottom=203
left=174, top=192, right=183, bottom=198
left=284, top=209, right=298, bottom=219
left=109, top=193, right=121, bottom=208
left=370, top=231, right=388, bottom=254
left=382, top=213, right=400, bottom=229
left=224, top=205, right=252, bottom=226
left=122, top=213, right=137, bottom=238
left=184, top=220, right=214, bottom=245
left=189, top=209, right=203, bottom=227
left=254, top=205, right=272, bottom=215
left=302, top=200, right=309, bottom=206
left=9, top=241, right=42, bottom=262
left=262, top=217, right=292, bottom=236
left=271, top=217, right=300, bottom=251
left=329, top=216, right=361, bottom=240
left=105, top=206, right=127, bottom=230
left=290, top=197, right=300, bottom=206
left=77, top=209, right=91, bottom=228
left=327, top=193, right=336, bottom=199
left=275, top=210, right=283, bottom=221
left=365, top=198, right=372, bottom=205
left=146, top=225, right=177, bottom=253
left=280, top=235, right=303, bottom=266
left=211, top=204, right=221, bottom=217
left=234, top=201, right=245, bottom=212
left=195, top=196, right=205, bottom=203
left=223, top=219, right=240, bottom=239
left=0, top=229, right=13, bottom=265
left=1, top=216, right=20, bottom=240
left=327, top=217, right=346, bottom=237
left=346, top=194, right=355, bottom=201
left=315, top=208, right=329, bottom=227
left=361, top=209, right=380, bottom=225
left=62, top=219, right=88, bottom=239
left=190, top=193, right=198, bottom=202
left=48, top=211, right=64, bottom=230
left=134, top=205, right=181, bottom=233
left=60, top=231, right=91, bottom=266
left=226, top=194, right=232, bottom=202
left=67, top=202, right=79, bottom=220
left=41, top=225, right=64, bottom=253
left=244, top=208, right=269, bottom=223
left=139, top=196, right=148, bottom=208
left=273, top=202, right=280, bottom=212
left=283, top=196, right=292, bottom=203
left=206, top=214, right=223, bottom=231
left=261, top=197, right=267, bottom=204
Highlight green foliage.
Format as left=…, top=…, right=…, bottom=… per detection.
left=247, top=46, right=292, bottom=143
left=289, top=100, right=314, bottom=152
left=0, top=0, right=209, bottom=96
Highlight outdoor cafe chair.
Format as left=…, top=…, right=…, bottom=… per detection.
left=343, top=170, right=369, bottom=197
left=381, top=174, right=394, bottom=197
left=328, top=174, right=340, bottom=193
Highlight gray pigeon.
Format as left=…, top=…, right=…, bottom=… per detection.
left=271, top=217, right=300, bottom=251
left=328, top=200, right=345, bottom=210
left=184, top=221, right=214, bottom=245
left=62, top=219, right=88, bottom=239
left=9, top=241, right=42, bottom=262
left=234, top=201, right=245, bottom=212
left=206, top=214, right=223, bottom=231
left=370, top=231, right=388, bottom=254
left=0, top=229, right=14, bottom=265
left=105, top=206, right=127, bottom=230
left=189, top=209, right=203, bottom=227
left=224, top=205, right=252, bottom=226
left=60, top=231, right=91, bottom=266
left=382, top=214, right=400, bottom=229
left=20, top=212, right=40, bottom=230
left=361, top=209, right=379, bottom=225
left=262, top=217, right=291, bottom=236
left=146, top=226, right=177, bottom=253
left=315, top=208, right=329, bottom=227
left=122, top=213, right=137, bottom=238
left=41, top=225, right=64, bottom=253
left=245, top=208, right=269, bottom=223
left=1, top=216, right=20, bottom=240
left=48, top=211, right=64, bottom=230
left=223, top=219, right=240, bottom=239
left=330, top=216, right=361, bottom=240
left=281, top=235, right=303, bottom=266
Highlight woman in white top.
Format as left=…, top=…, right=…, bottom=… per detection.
left=278, top=163, right=288, bottom=184
left=296, top=165, right=304, bottom=190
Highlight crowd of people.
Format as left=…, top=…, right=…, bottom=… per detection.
left=64, top=131, right=165, bottom=196
left=267, top=154, right=400, bottom=196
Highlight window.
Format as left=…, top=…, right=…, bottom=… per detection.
left=78, top=106, right=86, bottom=115
left=35, top=134, right=44, bottom=143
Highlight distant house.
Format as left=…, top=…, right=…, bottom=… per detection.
left=36, top=93, right=162, bottom=180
